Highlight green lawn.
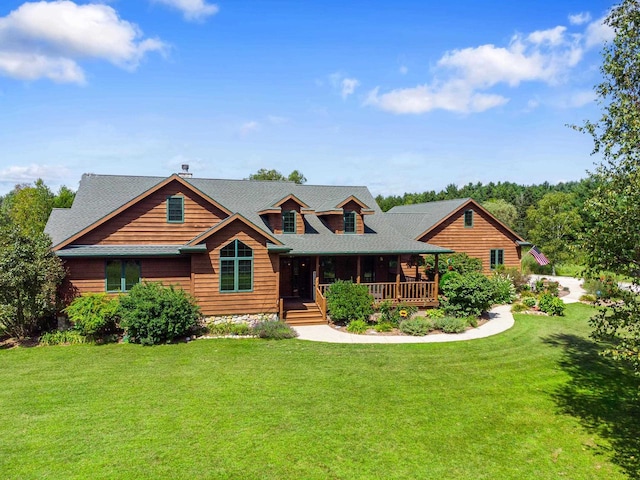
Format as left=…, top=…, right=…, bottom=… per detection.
left=1, top=303, right=638, bottom=479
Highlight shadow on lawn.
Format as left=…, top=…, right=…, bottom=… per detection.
left=544, top=334, right=640, bottom=479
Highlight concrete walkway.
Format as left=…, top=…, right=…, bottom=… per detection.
left=529, top=275, right=586, bottom=304
left=293, top=304, right=514, bottom=344
left=293, top=275, right=587, bottom=344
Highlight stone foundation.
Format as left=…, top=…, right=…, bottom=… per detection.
left=202, top=313, right=279, bottom=327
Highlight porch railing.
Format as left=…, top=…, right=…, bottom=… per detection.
left=318, top=281, right=438, bottom=306
left=314, top=277, right=327, bottom=321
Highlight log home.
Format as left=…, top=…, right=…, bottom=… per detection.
left=45, top=173, right=452, bottom=325
left=385, top=198, right=530, bottom=276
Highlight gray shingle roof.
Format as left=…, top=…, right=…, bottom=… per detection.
left=385, top=198, right=472, bottom=240
left=45, top=174, right=452, bottom=256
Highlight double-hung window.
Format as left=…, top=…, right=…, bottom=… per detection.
left=106, top=260, right=141, bottom=292
left=220, top=240, right=253, bottom=292
left=490, top=249, right=504, bottom=270
left=343, top=210, right=356, bottom=234
left=282, top=210, right=296, bottom=234
left=464, top=209, right=474, bottom=228
left=167, top=196, right=184, bottom=223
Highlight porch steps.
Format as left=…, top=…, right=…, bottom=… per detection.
left=284, top=301, right=326, bottom=326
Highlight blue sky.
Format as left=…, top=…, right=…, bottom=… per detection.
left=0, top=0, right=615, bottom=196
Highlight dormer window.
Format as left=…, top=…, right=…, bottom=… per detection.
left=464, top=209, right=473, bottom=228
left=344, top=210, right=356, bottom=234
left=167, top=196, right=184, bottom=223
left=282, top=210, right=296, bottom=234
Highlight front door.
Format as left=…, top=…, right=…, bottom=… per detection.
left=280, top=257, right=312, bottom=299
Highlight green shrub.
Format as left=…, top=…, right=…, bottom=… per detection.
left=495, top=266, right=531, bottom=292
left=465, top=316, right=478, bottom=328
left=538, top=293, right=566, bottom=316
left=433, top=317, right=468, bottom=334
left=346, top=319, right=370, bottom=334
left=522, top=296, right=537, bottom=308
left=490, top=274, right=517, bottom=304
left=425, top=253, right=483, bottom=277
left=440, top=272, right=495, bottom=317
left=582, top=275, right=620, bottom=299
left=40, top=330, right=88, bottom=346
left=119, top=282, right=201, bottom=346
left=252, top=320, right=297, bottom=340
left=64, top=293, right=120, bottom=338
left=579, top=293, right=598, bottom=303
left=208, top=322, right=251, bottom=336
left=399, top=317, right=432, bottom=336
left=326, top=280, right=374, bottom=323
left=374, top=322, right=394, bottom=332
left=377, top=301, right=418, bottom=326
left=425, top=308, right=445, bottom=319
left=511, top=302, right=529, bottom=313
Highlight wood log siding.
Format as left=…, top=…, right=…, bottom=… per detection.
left=421, top=207, right=522, bottom=274
left=192, top=221, right=279, bottom=316
left=76, top=183, right=228, bottom=245
left=61, top=257, right=192, bottom=298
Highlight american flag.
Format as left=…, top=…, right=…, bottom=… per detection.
left=529, top=246, right=550, bottom=266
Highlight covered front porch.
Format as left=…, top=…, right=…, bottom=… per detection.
left=277, top=254, right=442, bottom=324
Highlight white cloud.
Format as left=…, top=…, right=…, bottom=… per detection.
left=0, top=1, right=166, bottom=84
left=151, top=0, right=219, bottom=22
left=0, top=164, right=72, bottom=184
left=340, top=77, right=359, bottom=99
left=585, top=16, right=615, bottom=48
left=366, top=19, right=609, bottom=115
left=365, top=84, right=508, bottom=114
left=239, top=121, right=260, bottom=135
left=569, top=12, right=592, bottom=25
left=329, top=72, right=360, bottom=99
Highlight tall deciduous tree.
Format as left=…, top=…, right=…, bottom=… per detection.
left=574, top=0, right=640, bottom=372
left=525, top=192, right=582, bottom=274
left=1, top=180, right=76, bottom=235
left=0, top=224, right=66, bottom=338
left=247, top=168, right=307, bottom=184
left=482, top=199, right=518, bottom=230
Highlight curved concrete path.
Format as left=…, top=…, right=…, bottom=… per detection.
left=293, top=275, right=586, bottom=344
left=529, top=275, right=586, bottom=304
left=293, top=304, right=514, bottom=344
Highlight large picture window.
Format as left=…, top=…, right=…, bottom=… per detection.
left=282, top=210, right=296, bottom=234
left=220, top=240, right=253, bottom=292
left=343, top=210, right=356, bottom=234
left=106, top=260, right=141, bottom=292
left=490, top=249, right=504, bottom=270
left=167, top=195, right=184, bottom=223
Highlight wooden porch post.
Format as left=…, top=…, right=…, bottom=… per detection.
left=315, top=256, right=321, bottom=282
left=275, top=254, right=280, bottom=303
left=356, top=255, right=361, bottom=284
left=415, top=258, right=419, bottom=281
left=434, top=254, right=440, bottom=299
left=396, top=255, right=401, bottom=300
